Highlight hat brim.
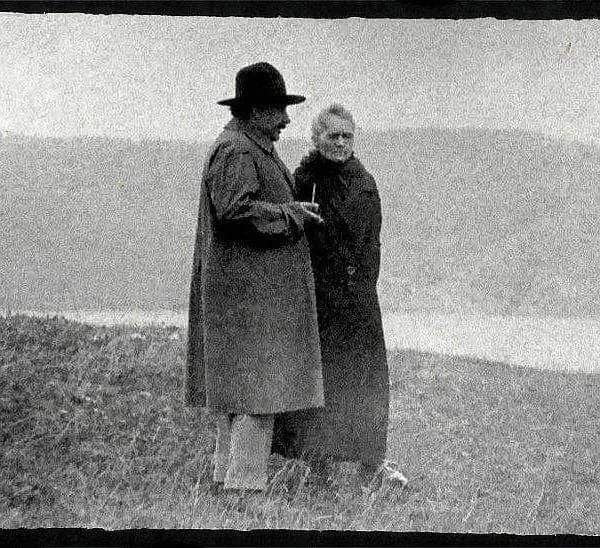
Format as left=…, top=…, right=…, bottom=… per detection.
left=217, top=94, right=306, bottom=107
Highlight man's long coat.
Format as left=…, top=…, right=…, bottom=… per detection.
left=185, top=119, right=324, bottom=415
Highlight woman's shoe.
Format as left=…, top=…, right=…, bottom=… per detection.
left=360, top=460, right=408, bottom=493
left=379, top=460, right=408, bottom=487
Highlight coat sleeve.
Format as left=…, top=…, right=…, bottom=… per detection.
left=349, top=185, right=382, bottom=290
left=207, top=143, right=305, bottom=247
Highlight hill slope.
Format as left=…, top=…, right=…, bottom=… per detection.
left=2, top=314, right=600, bottom=532
left=2, top=128, right=599, bottom=314
left=350, top=128, right=600, bottom=315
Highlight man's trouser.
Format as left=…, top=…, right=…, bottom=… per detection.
left=213, top=413, right=274, bottom=491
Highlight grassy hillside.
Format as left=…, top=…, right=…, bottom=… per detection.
left=2, top=128, right=600, bottom=314
left=2, top=314, right=600, bottom=532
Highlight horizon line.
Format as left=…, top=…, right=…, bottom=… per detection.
left=0, top=125, right=597, bottom=147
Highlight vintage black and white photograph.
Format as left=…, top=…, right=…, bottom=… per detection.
left=2, top=7, right=600, bottom=534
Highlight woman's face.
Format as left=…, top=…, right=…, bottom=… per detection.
left=314, top=114, right=355, bottom=163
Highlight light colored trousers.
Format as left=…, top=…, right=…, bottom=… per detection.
left=213, top=413, right=275, bottom=491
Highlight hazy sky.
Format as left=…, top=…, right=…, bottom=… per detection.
left=1, top=13, right=600, bottom=143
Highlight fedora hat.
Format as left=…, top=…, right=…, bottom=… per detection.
left=217, top=62, right=305, bottom=107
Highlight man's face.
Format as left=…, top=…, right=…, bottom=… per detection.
left=314, top=114, right=355, bottom=163
left=249, top=104, right=290, bottom=142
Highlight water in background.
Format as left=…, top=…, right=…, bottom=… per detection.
left=383, top=313, right=600, bottom=374
left=10, top=309, right=600, bottom=374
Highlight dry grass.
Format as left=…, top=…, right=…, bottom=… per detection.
left=1, top=313, right=600, bottom=532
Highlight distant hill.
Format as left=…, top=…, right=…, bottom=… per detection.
left=345, top=127, right=600, bottom=315
left=2, top=127, right=600, bottom=315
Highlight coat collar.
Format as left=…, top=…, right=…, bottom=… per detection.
left=225, top=118, right=274, bottom=154
left=297, top=150, right=376, bottom=194
left=224, top=118, right=294, bottom=191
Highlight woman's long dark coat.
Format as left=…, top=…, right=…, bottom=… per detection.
left=273, top=151, right=389, bottom=466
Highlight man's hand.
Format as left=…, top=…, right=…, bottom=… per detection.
left=291, top=201, right=324, bottom=225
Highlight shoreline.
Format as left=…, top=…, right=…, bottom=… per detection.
left=4, top=309, right=600, bottom=374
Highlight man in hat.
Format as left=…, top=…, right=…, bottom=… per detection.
left=185, top=62, right=325, bottom=494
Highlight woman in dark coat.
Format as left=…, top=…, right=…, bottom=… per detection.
left=273, top=104, right=407, bottom=490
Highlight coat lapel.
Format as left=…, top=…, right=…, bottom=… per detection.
left=237, top=124, right=295, bottom=193
left=270, top=149, right=295, bottom=192
left=302, top=156, right=373, bottom=244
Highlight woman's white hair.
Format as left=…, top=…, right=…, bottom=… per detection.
left=311, top=103, right=355, bottom=145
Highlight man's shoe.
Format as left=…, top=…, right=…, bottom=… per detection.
left=223, top=487, right=265, bottom=512
left=305, top=459, right=332, bottom=488
left=209, top=481, right=224, bottom=495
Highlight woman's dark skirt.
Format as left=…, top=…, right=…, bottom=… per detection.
left=272, top=287, right=389, bottom=466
